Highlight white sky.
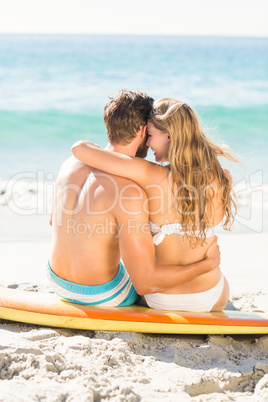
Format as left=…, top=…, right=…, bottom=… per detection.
left=0, top=0, right=267, bottom=37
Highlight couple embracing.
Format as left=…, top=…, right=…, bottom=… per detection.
left=48, top=89, right=237, bottom=312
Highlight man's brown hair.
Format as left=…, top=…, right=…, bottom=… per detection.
left=104, top=89, right=154, bottom=145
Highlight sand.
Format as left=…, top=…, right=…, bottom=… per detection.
left=0, top=224, right=268, bottom=400
left=0, top=324, right=268, bottom=401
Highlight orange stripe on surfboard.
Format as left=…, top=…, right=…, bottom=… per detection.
left=0, top=287, right=267, bottom=330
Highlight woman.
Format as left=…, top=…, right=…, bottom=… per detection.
left=71, top=98, right=238, bottom=312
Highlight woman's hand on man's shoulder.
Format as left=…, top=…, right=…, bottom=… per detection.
left=205, top=236, right=221, bottom=271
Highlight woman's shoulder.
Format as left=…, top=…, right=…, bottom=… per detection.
left=146, top=161, right=170, bottom=183
left=222, top=168, right=233, bottom=184
left=208, top=168, right=232, bottom=191
left=136, top=159, right=171, bottom=185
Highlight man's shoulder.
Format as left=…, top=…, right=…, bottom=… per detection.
left=113, top=176, right=147, bottom=219
left=92, top=169, right=142, bottom=192
left=113, top=175, right=138, bottom=186
left=60, top=155, right=90, bottom=173
left=56, top=156, right=91, bottom=184
left=111, top=175, right=146, bottom=197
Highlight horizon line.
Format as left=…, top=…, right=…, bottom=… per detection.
left=0, top=32, right=267, bottom=39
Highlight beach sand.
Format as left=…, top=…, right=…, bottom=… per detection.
left=0, top=229, right=268, bottom=401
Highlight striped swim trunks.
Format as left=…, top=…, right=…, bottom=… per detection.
left=47, top=261, right=139, bottom=306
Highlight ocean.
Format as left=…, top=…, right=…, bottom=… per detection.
left=0, top=34, right=267, bottom=234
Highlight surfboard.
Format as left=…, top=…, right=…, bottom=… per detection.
left=0, top=287, right=267, bottom=334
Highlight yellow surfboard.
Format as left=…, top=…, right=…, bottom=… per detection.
left=0, top=287, right=267, bottom=334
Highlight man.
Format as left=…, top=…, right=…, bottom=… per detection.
left=49, top=89, right=220, bottom=306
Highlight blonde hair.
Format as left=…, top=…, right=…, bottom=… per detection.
left=149, top=98, right=239, bottom=246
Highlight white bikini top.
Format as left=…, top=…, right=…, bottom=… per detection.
left=148, top=220, right=224, bottom=246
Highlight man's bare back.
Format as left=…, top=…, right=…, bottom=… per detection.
left=50, top=156, right=136, bottom=286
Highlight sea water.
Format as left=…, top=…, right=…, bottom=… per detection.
left=0, top=34, right=267, bottom=233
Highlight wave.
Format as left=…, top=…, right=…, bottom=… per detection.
left=0, top=105, right=267, bottom=143
left=0, top=109, right=105, bottom=143
left=0, top=35, right=268, bottom=111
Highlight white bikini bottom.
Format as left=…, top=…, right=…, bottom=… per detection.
left=144, top=273, right=225, bottom=312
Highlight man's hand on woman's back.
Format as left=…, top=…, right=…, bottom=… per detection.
left=205, top=236, right=221, bottom=271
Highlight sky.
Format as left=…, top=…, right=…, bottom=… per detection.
left=0, top=0, right=267, bottom=37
